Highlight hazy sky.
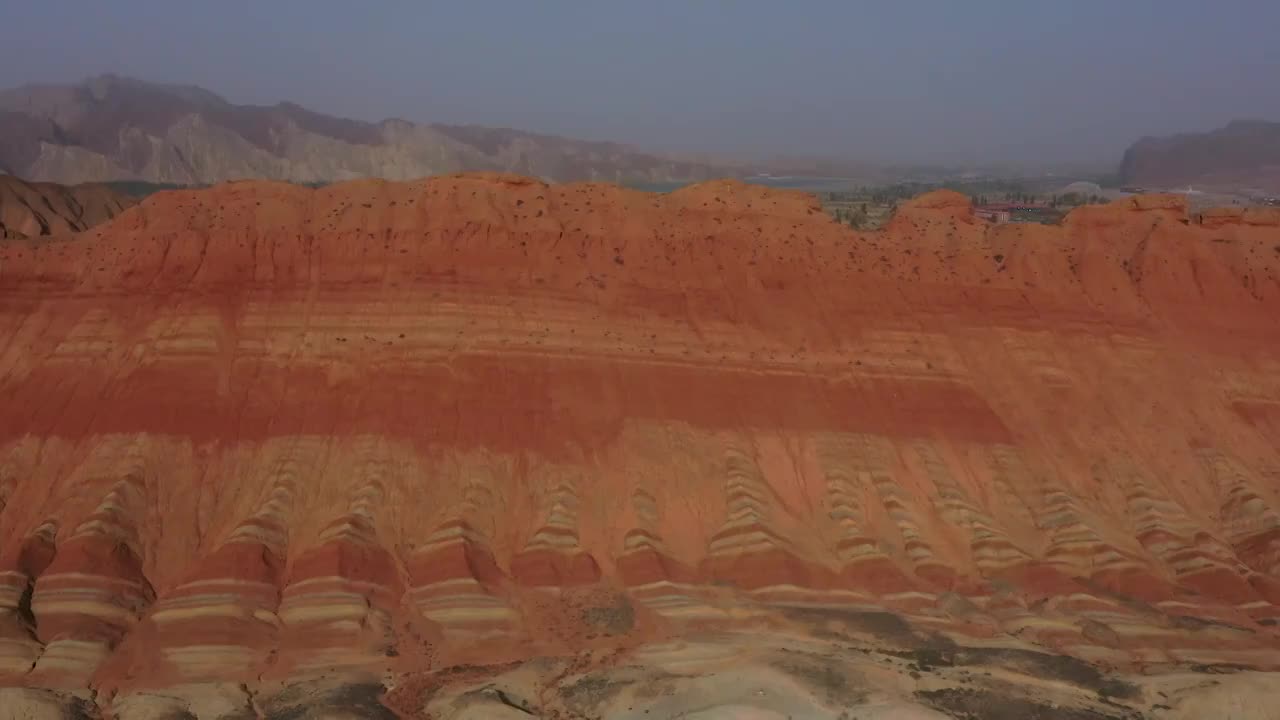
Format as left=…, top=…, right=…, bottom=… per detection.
left=3, top=0, right=1278, bottom=167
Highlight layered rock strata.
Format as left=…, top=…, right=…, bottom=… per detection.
left=0, top=176, right=1278, bottom=717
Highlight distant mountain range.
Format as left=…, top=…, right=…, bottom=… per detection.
left=0, top=75, right=740, bottom=185
left=12, top=75, right=1270, bottom=193
left=1119, top=120, right=1280, bottom=194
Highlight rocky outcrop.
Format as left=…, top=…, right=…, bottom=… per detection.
left=1118, top=119, right=1280, bottom=193
left=0, top=174, right=135, bottom=238
left=0, top=176, right=1279, bottom=717
left=0, top=75, right=738, bottom=185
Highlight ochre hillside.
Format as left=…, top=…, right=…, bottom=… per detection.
left=1, top=175, right=1279, bottom=718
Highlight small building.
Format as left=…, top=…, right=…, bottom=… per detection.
left=974, top=206, right=1011, bottom=224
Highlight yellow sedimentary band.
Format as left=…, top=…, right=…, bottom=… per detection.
left=407, top=576, right=486, bottom=595
left=1237, top=602, right=1280, bottom=623
left=915, top=442, right=981, bottom=531
left=828, top=504, right=862, bottom=527
left=0, top=571, right=29, bottom=606
left=986, top=452, right=1040, bottom=523
left=880, top=590, right=938, bottom=604
left=1088, top=619, right=1179, bottom=638
left=152, top=590, right=254, bottom=609
left=706, top=528, right=790, bottom=557
left=317, top=518, right=378, bottom=544
left=716, top=502, right=770, bottom=528
left=418, top=605, right=516, bottom=624
left=709, top=449, right=801, bottom=566
left=521, top=482, right=586, bottom=554
left=837, top=538, right=889, bottom=563
left=413, top=591, right=511, bottom=614
left=32, top=573, right=150, bottom=628
left=284, top=579, right=389, bottom=607
left=888, top=613, right=952, bottom=629
left=1154, top=599, right=1229, bottom=614
left=282, top=574, right=372, bottom=592
left=524, top=529, right=582, bottom=550
left=409, top=577, right=516, bottom=629
left=1170, top=647, right=1280, bottom=666
left=628, top=581, right=727, bottom=619
left=410, top=580, right=499, bottom=599
left=414, top=525, right=490, bottom=554
left=1200, top=452, right=1278, bottom=542
left=1043, top=592, right=1123, bottom=610
left=280, top=596, right=391, bottom=626
left=724, top=488, right=767, bottom=514
left=69, top=518, right=132, bottom=541
left=28, top=597, right=140, bottom=624
left=35, top=571, right=143, bottom=589
left=902, top=543, right=934, bottom=564
left=1218, top=484, right=1280, bottom=546
left=281, top=576, right=389, bottom=595
left=622, top=530, right=664, bottom=552
left=545, top=506, right=576, bottom=526
left=1044, top=526, right=1115, bottom=552
left=161, top=645, right=257, bottom=672
left=1042, top=520, right=1145, bottom=573
left=151, top=580, right=279, bottom=623
left=632, top=489, right=660, bottom=524
left=971, top=543, right=1032, bottom=571
left=1165, top=553, right=1227, bottom=575
left=156, top=577, right=279, bottom=596
left=151, top=604, right=274, bottom=624
left=1129, top=495, right=1205, bottom=540
left=748, top=584, right=876, bottom=607
left=0, top=639, right=41, bottom=675
left=225, top=522, right=288, bottom=551
left=872, top=473, right=942, bottom=570
left=29, top=639, right=109, bottom=678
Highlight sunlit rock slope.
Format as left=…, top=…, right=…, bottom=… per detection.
left=1, top=175, right=1279, bottom=718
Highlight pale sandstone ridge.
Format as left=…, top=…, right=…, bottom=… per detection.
left=0, top=175, right=1279, bottom=718
left=0, top=75, right=737, bottom=185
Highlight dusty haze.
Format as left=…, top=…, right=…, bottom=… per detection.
left=2, top=1, right=1278, bottom=167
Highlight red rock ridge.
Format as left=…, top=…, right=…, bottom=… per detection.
left=0, top=174, right=1278, bottom=715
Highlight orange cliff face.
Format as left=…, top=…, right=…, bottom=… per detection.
left=1, top=174, right=1279, bottom=718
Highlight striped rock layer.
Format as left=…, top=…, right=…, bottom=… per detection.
left=0, top=176, right=1278, bottom=712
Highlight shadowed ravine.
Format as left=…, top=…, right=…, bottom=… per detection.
left=0, top=174, right=1279, bottom=718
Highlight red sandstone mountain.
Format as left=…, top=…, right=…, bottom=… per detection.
left=0, top=174, right=135, bottom=239
left=0, top=176, right=1279, bottom=718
